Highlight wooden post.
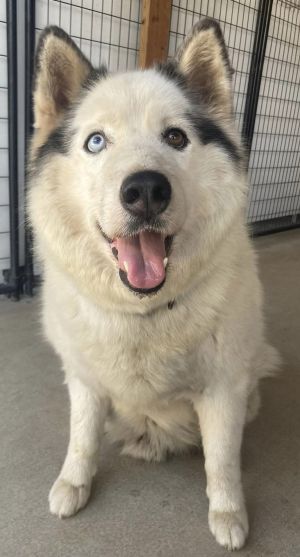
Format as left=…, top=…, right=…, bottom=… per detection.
left=139, top=0, right=172, bottom=68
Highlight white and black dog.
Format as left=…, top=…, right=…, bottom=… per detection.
left=28, top=20, right=279, bottom=550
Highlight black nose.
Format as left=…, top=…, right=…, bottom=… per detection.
left=120, top=170, right=171, bottom=220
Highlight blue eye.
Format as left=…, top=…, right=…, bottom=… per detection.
left=86, top=133, right=106, bottom=153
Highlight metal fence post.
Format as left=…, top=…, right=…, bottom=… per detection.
left=24, top=0, right=36, bottom=296
left=5, top=0, right=20, bottom=298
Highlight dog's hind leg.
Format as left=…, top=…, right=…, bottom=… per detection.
left=246, top=343, right=280, bottom=424
left=49, top=377, right=109, bottom=518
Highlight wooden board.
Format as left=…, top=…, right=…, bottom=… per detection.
left=139, top=0, right=172, bottom=68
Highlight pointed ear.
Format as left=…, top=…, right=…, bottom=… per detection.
left=176, top=19, right=234, bottom=119
left=33, top=26, right=93, bottom=144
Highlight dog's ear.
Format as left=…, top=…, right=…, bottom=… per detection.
left=176, top=19, right=233, bottom=119
left=33, top=26, right=93, bottom=143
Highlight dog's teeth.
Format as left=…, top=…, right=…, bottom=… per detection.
left=164, top=257, right=168, bottom=268
left=124, top=261, right=129, bottom=273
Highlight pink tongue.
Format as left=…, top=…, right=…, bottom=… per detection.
left=112, top=231, right=166, bottom=290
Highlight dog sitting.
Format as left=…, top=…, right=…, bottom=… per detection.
left=28, top=20, right=279, bottom=550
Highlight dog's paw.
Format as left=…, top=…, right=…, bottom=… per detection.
left=49, top=477, right=91, bottom=518
left=209, top=508, right=249, bottom=550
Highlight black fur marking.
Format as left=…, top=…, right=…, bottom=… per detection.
left=156, top=60, right=187, bottom=90
left=187, top=112, right=241, bottom=164
left=119, top=269, right=165, bottom=296
left=36, top=125, right=70, bottom=161
left=168, top=300, right=175, bottom=310
left=82, top=66, right=108, bottom=90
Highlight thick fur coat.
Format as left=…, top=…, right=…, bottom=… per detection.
left=28, top=20, right=279, bottom=550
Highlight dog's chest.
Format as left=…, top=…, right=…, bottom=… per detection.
left=69, top=301, right=209, bottom=404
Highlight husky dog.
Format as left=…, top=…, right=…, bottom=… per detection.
left=28, top=20, right=278, bottom=550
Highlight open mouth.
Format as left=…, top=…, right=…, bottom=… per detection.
left=99, top=225, right=172, bottom=295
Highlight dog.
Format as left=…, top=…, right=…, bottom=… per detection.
left=28, top=20, right=279, bottom=550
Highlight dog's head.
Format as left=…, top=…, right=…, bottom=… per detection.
left=29, top=21, right=246, bottom=312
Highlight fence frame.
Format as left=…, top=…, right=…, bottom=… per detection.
left=24, top=0, right=36, bottom=296
left=0, top=0, right=20, bottom=298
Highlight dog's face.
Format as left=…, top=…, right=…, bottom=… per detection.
left=29, top=21, right=246, bottom=312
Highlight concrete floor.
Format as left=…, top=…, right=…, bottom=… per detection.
left=1, top=229, right=300, bottom=557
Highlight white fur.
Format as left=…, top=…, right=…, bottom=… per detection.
left=29, top=40, right=279, bottom=551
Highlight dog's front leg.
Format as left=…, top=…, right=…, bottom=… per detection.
left=49, top=377, right=109, bottom=518
left=194, top=387, right=248, bottom=550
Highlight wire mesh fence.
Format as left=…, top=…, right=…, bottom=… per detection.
left=0, top=3, right=9, bottom=279
left=248, top=0, right=300, bottom=231
left=35, top=0, right=141, bottom=71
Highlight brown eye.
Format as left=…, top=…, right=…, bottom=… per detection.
left=163, top=128, right=188, bottom=150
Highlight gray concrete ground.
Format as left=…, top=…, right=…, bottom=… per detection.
left=1, top=229, right=300, bottom=557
